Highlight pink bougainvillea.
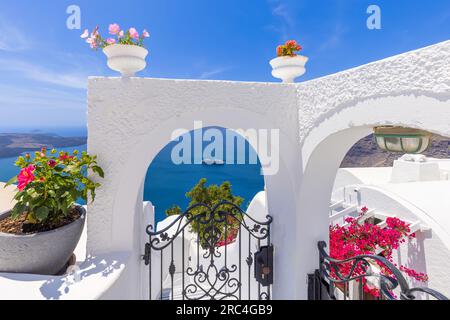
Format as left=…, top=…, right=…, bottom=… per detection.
left=329, top=207, right=428, bottom=298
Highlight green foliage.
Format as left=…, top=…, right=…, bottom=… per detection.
left=166, top=205, right=182, bottom=217
left=5, top=148, right=104, bottom=225
left=165, top=178, right=244, bottom=248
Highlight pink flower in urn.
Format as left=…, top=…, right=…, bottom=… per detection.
left=108, top=23, right=120, bottom=35
left=91, top=26, right=99, bottom=38
left=81, top=24, right=149, bottom=50
left=80, top=29, right=89, bottom=39
left=86, top=37, right=97, bottom=49
left=129, top=27, right=139, bottom=39
left=17, top=165, right=36, bottom=191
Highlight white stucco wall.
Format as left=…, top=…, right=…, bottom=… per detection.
left=87, top=79, right=302, bottom=299
left=87, top=40, right=450, bottom=299
left=295, top=40, right=450, bottom=298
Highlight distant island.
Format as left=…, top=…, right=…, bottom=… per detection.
left=0, top=133, right=87, bottom=159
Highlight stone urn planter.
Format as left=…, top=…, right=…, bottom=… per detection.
left=0, top=147, right=103, bottom=276
left=269, top=55, right=309, bottom=83
left=82, top=25, right=150, bottom=77
left=0, top=206, right=85, bottom=275
left=103, top=44, right=148, bottom=77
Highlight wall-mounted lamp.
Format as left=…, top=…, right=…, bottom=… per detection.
left=373, top=126, right=432, bottom=154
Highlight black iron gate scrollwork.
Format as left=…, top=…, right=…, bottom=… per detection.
left=143, top=201, right=273, bottom=300
left=308, top=241, right=449, bottom=301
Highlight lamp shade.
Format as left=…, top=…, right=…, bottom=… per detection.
left=373, top=126, right=432, bottom=154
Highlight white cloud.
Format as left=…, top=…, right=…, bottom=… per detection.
left=271, top=2, right=295, bottom=29
left=319, top=23, right=348, bottom=51
left=0, top=83, right=86, bottom=127
left=0, top=58, right=88, bottom=90
left=267, top=0, right=297, bottom=40
left=0, top=84, right=84, bottom=112
left=198, top=66, right=231, bottom=79
left=0, top=19, right=30, bottom=52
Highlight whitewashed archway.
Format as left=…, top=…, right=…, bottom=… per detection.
left=86, top=40, right=450, bottom=299
left=296, top=95, right=450, bottom=298
left=87, top=79, right=302, bottom=299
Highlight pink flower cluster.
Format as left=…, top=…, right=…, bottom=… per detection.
left=81, top=23, right=149, bottom=50
left=329, top=207, right=428, bottom=298
left=17, top=164, right=35, bottom=191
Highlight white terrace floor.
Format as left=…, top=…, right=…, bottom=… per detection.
left=0, top=182, right=15, bottom=215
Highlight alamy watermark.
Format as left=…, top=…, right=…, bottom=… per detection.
left=367, top=5, right=381, bottom=30
left=170, top=121, right=280, bottom=176
left=66, top=5, right=81, bottom=30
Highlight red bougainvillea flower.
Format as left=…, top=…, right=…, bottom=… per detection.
left=17, top=164, right=35, bottom=191
left=276, top=45, right=283, bottom=56
left=276, top=39, right=302, bottom=57
left=329, top=207, right=428, bottom=297
left=217, top=228, right=239, bottom=247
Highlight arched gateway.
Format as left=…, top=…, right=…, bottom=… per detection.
left=86, top=40, right=450, bottom=299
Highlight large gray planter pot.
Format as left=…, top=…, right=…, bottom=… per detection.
left=0, top=206, right=85, bottom=275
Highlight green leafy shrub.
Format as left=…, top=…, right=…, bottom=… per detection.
left=165, top=178, right=244, bottom=248
left=5, top=147, right=104, bottom=225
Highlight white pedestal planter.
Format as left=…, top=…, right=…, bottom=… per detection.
left=103, top=44, right=148, bottom=77
left=270, top=55, right=309, bottom=83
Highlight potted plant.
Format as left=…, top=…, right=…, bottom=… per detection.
left=270, top=39, right=308, bottom=83
left=0, top=148, right=104, bottom=275
left=82, top=24, right=150, bottom=77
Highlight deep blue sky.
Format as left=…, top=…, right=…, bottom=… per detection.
left=0, top=0, right=449, bottom=128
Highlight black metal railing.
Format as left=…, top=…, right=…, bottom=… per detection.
left=309, top=241, right=448, bottom=300
left=143, top=201, right=273, bottom=300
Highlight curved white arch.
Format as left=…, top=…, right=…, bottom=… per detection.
left=84, top=40, right=450, bottom=299
left=110, top=106, right=297, bottom=251
left=296, top=94, right=450, bottom=298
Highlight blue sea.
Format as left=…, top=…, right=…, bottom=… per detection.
left=0, top=127, right=264, bottom=223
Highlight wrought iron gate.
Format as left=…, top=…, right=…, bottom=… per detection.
left=308, top=241, right=448, bottom=300
left=143, top=201, right=273, bottom=300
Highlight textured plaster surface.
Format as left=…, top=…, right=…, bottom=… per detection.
left=87, top=40, right=450, bottom=299
left=296, top=40, right=450, bottom=143
left=88, top=79, right=299, bottom=253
